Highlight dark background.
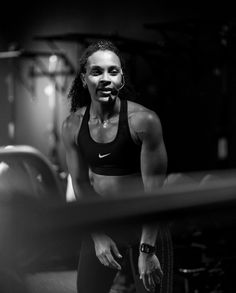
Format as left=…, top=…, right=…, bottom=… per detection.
left=0, top=0, right=236, bottom=174
left=1, top=2, right=236, bottom=292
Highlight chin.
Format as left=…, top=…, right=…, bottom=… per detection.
left=99, top=96, right=116, bottom=103
left=99, top=96, right=110, bottom=102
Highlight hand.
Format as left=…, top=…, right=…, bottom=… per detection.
left=92, top=233, right=122, bottom=270
left=138, top=253, right=163, bottom=292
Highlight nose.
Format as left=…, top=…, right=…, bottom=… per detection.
left=100, top=71, right=111, bottom=84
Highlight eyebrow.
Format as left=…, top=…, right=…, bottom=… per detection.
left=89, top=65, right=121, bottom=71
left=90, top=65, right=120, bottom=69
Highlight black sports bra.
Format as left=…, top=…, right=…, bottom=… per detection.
left=77, top=99, right=141, bottom=176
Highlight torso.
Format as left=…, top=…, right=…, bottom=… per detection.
left=71, top=98, right=150, bottom=198
left=90, top=172, right=144, bottom=197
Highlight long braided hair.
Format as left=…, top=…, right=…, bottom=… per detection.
left=68, top=39, right=137, bottom=113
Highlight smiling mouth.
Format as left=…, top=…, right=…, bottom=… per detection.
left=97, top=89, right=113, bottom=97
left=98, top=88, right=112, bottom=92
left=101, top=90, right=111, bottom=93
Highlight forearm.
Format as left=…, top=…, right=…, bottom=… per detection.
left=72, top=179, right=99, bottom=200
left=91, top=232, right=103, bottom=240
left=141, top=175, right=165, bottom=247
left=140, top=223, right=158, bottom=247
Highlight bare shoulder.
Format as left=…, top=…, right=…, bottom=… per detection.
left=127, top=100, right=162, bottom=134
left=61, top=107, right=86, bottom=144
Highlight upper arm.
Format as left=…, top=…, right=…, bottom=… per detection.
left=133, top=110, right=167, bottom=191
left=61, top=115, right=90, bottom=198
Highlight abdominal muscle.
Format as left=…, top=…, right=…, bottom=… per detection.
left=89, top=170, right=144, bottom=198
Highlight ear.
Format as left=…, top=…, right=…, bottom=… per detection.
left=120, top=70, right=125, bottom=87
left=120, top=69, right=124, bottom=81
left=80, top=73, right=86, bottom=88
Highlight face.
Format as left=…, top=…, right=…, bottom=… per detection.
left=81, top=50, right=123, bottom=103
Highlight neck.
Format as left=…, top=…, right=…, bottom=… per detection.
left=90, top=98, right=120, bottom=123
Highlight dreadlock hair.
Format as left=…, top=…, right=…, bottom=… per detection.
left=67, top=39, right=138, bottom=113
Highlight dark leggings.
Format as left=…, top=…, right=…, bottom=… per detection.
left=77, top=226, right=173, bottom=293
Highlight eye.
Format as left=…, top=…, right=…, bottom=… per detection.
left=90, top=69, right=102, bottom=76
left=109, top=67, right=120, bottom=76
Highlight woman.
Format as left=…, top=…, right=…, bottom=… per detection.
left=62, top=39, right=172, bottom=293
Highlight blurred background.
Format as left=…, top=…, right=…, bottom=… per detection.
left=0, top=0, right=235, bottom=175
left=1, top=1, right=236, bottom=292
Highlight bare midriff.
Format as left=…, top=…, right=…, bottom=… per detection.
left=89, top=171, right=144, bottom=198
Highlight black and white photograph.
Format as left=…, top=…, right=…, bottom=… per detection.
left=0, top=1, right=236, bottom=292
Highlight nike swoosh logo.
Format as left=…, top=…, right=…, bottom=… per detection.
left=99, top=153, right=111, bottom=158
